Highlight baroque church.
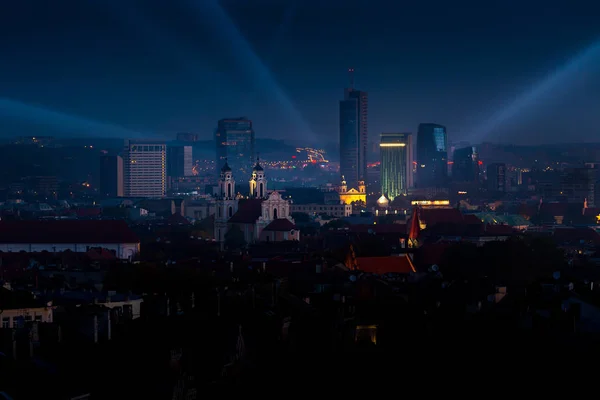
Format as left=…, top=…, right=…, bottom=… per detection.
left=214, top=158, right=299, bottom=246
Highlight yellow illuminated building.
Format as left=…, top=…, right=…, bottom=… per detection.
left=410, top=200, right=451, bottom=208
left=338, top=177, right=367, bottom=205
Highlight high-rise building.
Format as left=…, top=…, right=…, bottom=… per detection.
left=380, top=133, right=413, bottom=201
left=487, top=163, right=506, bottom=192
left=452, top=146, right=480, bottom=183
left=215, top=117, right=255, bottom=178
left=416, top=123, right=448, bottom=188
left=560, top=167, right=596, bottom=207
left=123, top=140, right=166, bottom=197
left=100, top=155, right=124, bottom=197
left=167, top=145, right=193, bottom=178
left=339, top=71, right=368, bottom=189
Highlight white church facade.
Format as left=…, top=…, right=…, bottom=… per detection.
left=214, top=158, right=299, bottom=246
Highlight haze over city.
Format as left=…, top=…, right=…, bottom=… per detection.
left=1, top=0, right=599, bottom=144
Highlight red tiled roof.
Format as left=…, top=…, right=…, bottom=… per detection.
left=416, top=243, right=451, bottom=267
left=583, top=207, right=600, bottom=217
left=553, top=227, right=600, bottom=245
left=228, top=199, right=263, bottom=224
left=463, top=214, right=481, bottom=225
left=167, top=213, right=191, bottom=225
left=263, top=218, right=296, bottom=231
left=420, top=208, right=464, bottom=225
left=356, top=255, right=416, bottom=274
left=484, top=224, right=515, bottom=235
left=349, top=224, right=407, bottom=234
left=86, top=247, right=117, bottom=260
left=0, top=220, right=139, bottom=244
left=408, top=207, right=420, bottom=240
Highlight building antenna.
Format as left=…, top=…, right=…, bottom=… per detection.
left=348, top=67, right=355, bottom=89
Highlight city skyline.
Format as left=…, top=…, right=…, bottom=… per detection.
left=0, top=1, right=599, bottom=144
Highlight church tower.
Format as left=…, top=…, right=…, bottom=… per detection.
left=340, top=176, right=347, bottom=194
left=358, top=180, right=366, bottom=194
left=249, top=156, right=267, bottom=198
left=215, top=161, right=239, bottom=245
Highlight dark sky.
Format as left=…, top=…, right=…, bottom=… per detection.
left=0, top=0, right=599, bottom=145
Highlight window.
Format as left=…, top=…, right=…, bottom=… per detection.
left=228, top=206, right=233, bottom=217
left=2, top=317, right=9, bottom=329
left=35, top=315, right=42, bottom=322
left=273, top=208, right=278, bottom=219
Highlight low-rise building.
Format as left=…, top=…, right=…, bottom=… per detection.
left=291, top=203, right=352, bottom=218
left=0, top=220, right=140, bottom=260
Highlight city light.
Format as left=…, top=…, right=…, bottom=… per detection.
left=379, top=143, right=406, bottom=147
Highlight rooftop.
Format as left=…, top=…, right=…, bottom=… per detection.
left=0, top=220, right=140, bottom=244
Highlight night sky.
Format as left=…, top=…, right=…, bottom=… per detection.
left=0, top=0, right=599, bottom=145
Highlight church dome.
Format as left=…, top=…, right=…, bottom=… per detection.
left=221, top=162, right=232, bottom=172
left=253, top=162, right=264, bottom=172
left=252, top=156, right=264, bottom=172
left=377, top=195, right=389, bottom=208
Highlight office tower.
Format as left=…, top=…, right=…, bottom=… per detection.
left=215, top=117, right=255, bottom=178
left=339, top=68, right=368, bottom=189
left=487, top=163, right=506, bottom=192
left=452, top=146, right=480, bottom=183
left=167, top=145, right=193, bottom=178
left=123, top=140, right=166, bottom=197
left=416, top=123, right=448, bottom=188
left=380, top=133, right=413, bottom=201
left=100, top=155, right=124, bottom=197
left=560, top=167, right=596, bottom=206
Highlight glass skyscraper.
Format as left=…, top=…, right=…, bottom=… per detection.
left=339, top=88, right=368, bottom=189
left=380, top=133, right=413, bottom=201
left=215, top=117, right=255, bottom=179
left=416, top=123, right=448, bottom=188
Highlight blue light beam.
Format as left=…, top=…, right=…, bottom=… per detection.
left=467, top=40, right=600, bottom=143
left=0, top=98, right=144, bottom=138
left=187, top=0, right=316, bottom=141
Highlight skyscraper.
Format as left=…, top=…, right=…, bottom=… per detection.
left=452, top=146, right=480, bottom=183
left=99, top=154, right=124, bottom=197
left=380, top=133, right=413, bottom=201
left=416, top=123, right=448, bottom=188
left=487, top=163, right=506, bottom=192
left=215, top=117, right=255, bottom=178
left=167, top=145, right=193, bottom=178
left=123, top=140, right=166, bottom=197
left=339, top=69, right=368, bottom=189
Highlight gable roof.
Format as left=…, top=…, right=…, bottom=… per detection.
left=356, top=255, right=416, bottom=274
left=0, top=220, right=139, bottom=244
left=228, top=199, right=263, bottom=224
left=263, top=218, right=296, bottom=231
